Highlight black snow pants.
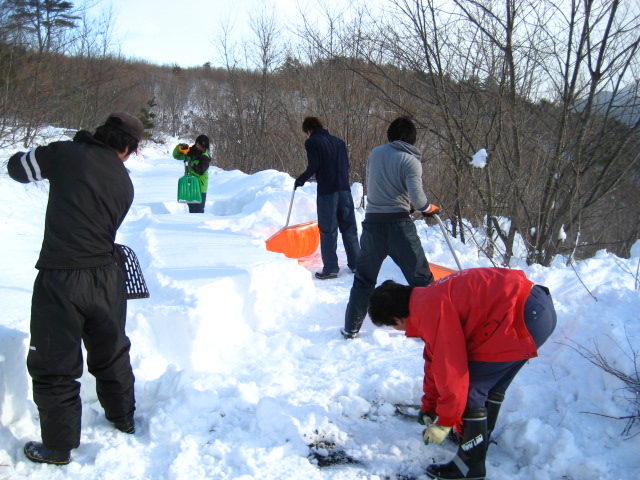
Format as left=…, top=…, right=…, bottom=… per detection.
left=344, top=220, right=434, bottom=334
left=27, top=264, right=135, bottom=449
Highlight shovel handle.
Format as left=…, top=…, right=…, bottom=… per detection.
left=433, top=214, right=463, bottom=270
left=284, top=187, right=297, bottom=228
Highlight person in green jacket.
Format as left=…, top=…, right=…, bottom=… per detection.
left=173, top=134, right=211, bottom=213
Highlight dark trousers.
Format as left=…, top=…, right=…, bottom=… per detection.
left=466, top=285, right=557, bottom=408
left=344, top=220, right=434, bottom=334
left=27, top=265, right=135, bottom=449
left=316, top=190, right=361, bottom=273
left=188, top=192, right=207, bottom=213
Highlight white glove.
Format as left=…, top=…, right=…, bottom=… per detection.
left=423, top=424, right=452, bottom=445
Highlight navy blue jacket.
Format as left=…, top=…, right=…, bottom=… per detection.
left=298, top=128, right=351, bottom=195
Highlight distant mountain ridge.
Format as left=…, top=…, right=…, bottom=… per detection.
left=586, top=81, right=640, bottom=127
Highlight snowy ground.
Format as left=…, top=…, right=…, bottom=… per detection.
left=0, top=130, right=638, bottom=480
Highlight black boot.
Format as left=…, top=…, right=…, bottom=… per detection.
left=426, top=408, right=487, bottom=480
left=113, top=418, right=135, bottom=434
left=486, top=391, right=505, bottom=445
left=449, top=392, right=505, bottom=448
left=447, top=427, right=463, bottom=446
left=24, top=441, right=71, bottom=465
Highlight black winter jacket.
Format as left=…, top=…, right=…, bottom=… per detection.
left=7, top=131, right=134, bottom=269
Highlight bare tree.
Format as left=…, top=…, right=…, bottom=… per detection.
left=294, top=2, right=393, bottom=197
left=523, top=0, right=640, bottom=264
left=298, top=0, right=640, bottom=265
left=210, top=7, right=291, bottom=173
left=155, top=67, right=193, bottom=138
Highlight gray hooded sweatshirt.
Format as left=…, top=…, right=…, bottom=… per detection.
left=365, top=140, right=430, bottom=219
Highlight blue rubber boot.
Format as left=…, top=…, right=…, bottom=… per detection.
left=426, top=408, right=487, bottom=480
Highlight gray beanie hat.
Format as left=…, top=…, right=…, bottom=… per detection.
left=106, top=111, right=144, bottom=141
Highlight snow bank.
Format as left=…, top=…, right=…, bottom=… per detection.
left=0, top=139, right=637, bottom=480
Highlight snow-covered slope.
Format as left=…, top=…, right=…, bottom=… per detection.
left=0, top=135, right=638, bottom=479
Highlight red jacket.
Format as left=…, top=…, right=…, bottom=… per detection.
left=405, top=268, right=536, bottom=427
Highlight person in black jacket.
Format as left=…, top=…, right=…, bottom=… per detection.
left=295, top=116, right=360, bottom=279
left=7, top=111, right=143, bottom=465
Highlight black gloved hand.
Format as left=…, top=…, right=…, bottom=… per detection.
left=189, top=145, right=203, bottom=158
left=191, top=156, right=210, bottom=175
left=294, top=177, right=305, bottom=189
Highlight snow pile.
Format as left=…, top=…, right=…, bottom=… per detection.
left=0, top=136, right=638, bottom=480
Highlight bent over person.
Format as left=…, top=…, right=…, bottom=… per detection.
left=7, top=112, right=143, bottom=465
left=368, top=268, right=557, bottom=480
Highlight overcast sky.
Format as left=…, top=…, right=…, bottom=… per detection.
left=88, top=0, right=368, bottom=68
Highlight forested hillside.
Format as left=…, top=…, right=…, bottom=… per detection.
left=1, top=0, right=639, bottom=265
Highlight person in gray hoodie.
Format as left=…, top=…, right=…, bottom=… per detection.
left=342, top=116, right=439, bottom=339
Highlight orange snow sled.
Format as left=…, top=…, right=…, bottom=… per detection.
left=429, top=263, right=457, bottom=281
left=266, top=187, right=319, bottom=259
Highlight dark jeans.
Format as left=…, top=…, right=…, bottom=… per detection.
left=27, top=265, right=135, bottom=449
left=343, top=220, right=434, bottom=334
left=188, top=192, right=207, bottom=213
left=466, top=285, right=558, bottom=408
left=317, top=190, right=360, bottom=273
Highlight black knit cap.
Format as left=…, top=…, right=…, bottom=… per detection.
left=106, top=111, right=144, bottom=141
